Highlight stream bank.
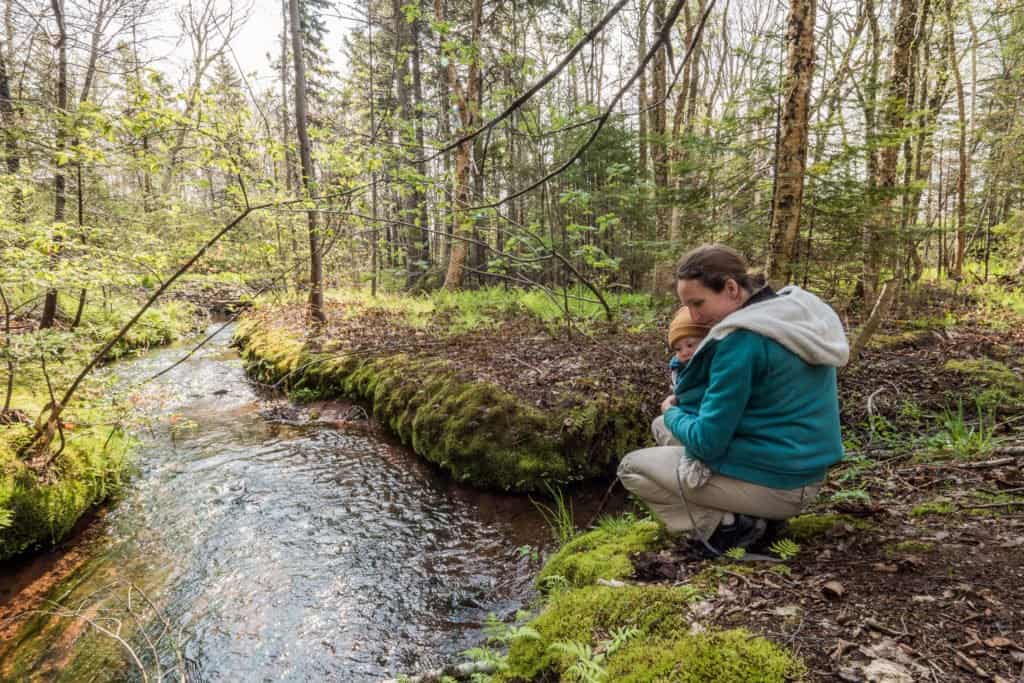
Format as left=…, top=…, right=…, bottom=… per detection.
left=0, top=299, right=206, bottom=562
left=0, top=325, right=604, bottom=680
left=232, top=298, right=664, bottom=492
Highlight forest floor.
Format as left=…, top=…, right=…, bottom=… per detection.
left=246, top=283, right=1024, bottom=681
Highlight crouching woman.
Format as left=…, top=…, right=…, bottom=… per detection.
left=618, top=244, right=849, bottom=554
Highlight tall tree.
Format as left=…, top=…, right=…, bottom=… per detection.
left=40, top=0, right=69, bottom=330
left=289, top=0, right=325, bottom=321
left=767, top=0, right=817, bottom=285
left=439, top=0, right=482, bottom=290
left=946, top=0, right=968, bottom=278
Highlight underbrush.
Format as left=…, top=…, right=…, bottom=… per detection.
left=76, top=299, right=199, bottom=359
left=321, top=285, right=661, bottom=334
left=0, top=295, right=199, bottom=561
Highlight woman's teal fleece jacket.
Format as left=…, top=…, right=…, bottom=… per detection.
left=664, top=286, right=848, bottom=489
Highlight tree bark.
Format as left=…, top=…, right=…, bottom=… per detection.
left=440, top=0, right=482, bottom=290
left=766, top=0, right=817, bottom=286
left=859, top=0, right=883, bottom=302
left=637, top=0, right=649, bottom=179
left=650, top=0, right=668, bottom=239
left=0, top=35, right=21, bottom=221
left=396, top=0, right=429, bottom=287
left=946, top=0, right=967, bottom=278
left=288, top=0, right=325, bottom=321
left=41, top=0, right=68, bottom=330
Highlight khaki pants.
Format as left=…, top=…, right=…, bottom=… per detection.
left=619, top=423, right=821, bottom=538
left=652, top=414, right=680, bottom=447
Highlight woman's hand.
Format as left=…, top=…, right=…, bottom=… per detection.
left=660, top=394, right=678, bottom=414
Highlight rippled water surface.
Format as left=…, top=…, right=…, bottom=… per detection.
left=1, top=327, right=558, bottom=681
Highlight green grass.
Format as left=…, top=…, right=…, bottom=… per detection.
left=928, top=400, right=998, bottom=460
left=321, top=285, right=660, bottom=334
left=532, top=484, right=577, bottom=546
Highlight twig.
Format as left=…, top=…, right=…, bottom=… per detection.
left=864, top=617, right=906, bottom=637
left=957, top=500, right=1024, bottom=511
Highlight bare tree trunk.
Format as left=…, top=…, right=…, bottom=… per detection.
left=637, top=0, right=649, bottom=179
left=41, top=0, right=68, bottom=330
left=946, top=0, right=967, bottom=278
left=288, top=0, right=325, bottom=321
left=859, top=0, right=882, bottom=303
left=852, top=0, right=917, bottom=349
left=0, top=36, right=21, bottom=220
left=395, top=0, right=429, bottom=288
left=280, top=0, right=300, bottom=288
left=767, top=0, right=817, bottom=286
left=411, top=11, right=430, bottom=274
left=650, top=0, right=667, bottom=239
left=440, top=0, right=482, bottom=290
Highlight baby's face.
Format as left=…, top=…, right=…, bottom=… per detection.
left=673, top=336, right=702, bottom=363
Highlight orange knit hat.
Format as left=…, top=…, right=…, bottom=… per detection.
left=667, top=307, right=710, bottom=349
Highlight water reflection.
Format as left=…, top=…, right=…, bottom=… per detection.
left=1, top=327, right=552, bottom=681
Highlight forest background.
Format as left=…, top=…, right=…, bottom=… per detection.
left=3, top=0, right=1024, bottom=530
left=3, top=1, right=1024, bottom=679
left=3, top=0, right=1022, bottom=329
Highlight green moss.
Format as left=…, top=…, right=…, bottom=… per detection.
left=83, top=300, right=199, bottom=360
left=885, top=540, right=936, bottom=557
left=867, top=329, right=933, bottom=350
left=944, top=358, right=1023, bottom=390
left=911, top=500, right=956, bottom=517
left=500, top=584, right=800, bottom=682
left=537, top=517, right=666, bottom=589
left=783, top=513, right=872, bottom=542
left=605, top=629, right=805, bottom=682
left=0, top=423, right=133, bottom=561
left=502, top=584, right=698, bottom=680
left=234, top=310, right=651, bottom=491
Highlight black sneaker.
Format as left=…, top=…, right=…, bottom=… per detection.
left=750, top=519, right=788, bottom=553
left=704, top=514, right=768, bottom=555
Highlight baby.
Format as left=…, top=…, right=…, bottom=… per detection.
left=667, top=306, right=709, bottom=390
left=655, top=306, right=709, bottom=445
left=654, top=307, right=714, bottom=489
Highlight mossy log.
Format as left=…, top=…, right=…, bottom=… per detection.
left=233, top=317, right=650, bottom=492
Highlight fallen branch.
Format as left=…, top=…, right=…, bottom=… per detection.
left=957, top=456, right=1018, bottom=470
left=957, top=500, right=1024, bottom=511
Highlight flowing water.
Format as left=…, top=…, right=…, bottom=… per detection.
left=0, top=325, right=585, bottom=681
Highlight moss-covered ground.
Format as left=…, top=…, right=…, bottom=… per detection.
left=233, top=291, right=665, bottom=491
left=1, top=298, right=201, bottom=561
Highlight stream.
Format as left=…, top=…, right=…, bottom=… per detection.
left=0, top=324, right=602, bottom=681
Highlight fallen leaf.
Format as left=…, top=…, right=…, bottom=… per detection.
left=984, top=636, right=1013, bottom=649
left=872, top=562, right=899, bottom=573
left=863, top=658, right=913, bottom=683
left=822, top=580, right=846, bottom=600
left=771, top=604, right=801, bottom=618
left=911, top=594, right=936, bottom=603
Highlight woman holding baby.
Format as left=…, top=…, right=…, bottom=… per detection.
left=618, top=244, right=848, bottom=556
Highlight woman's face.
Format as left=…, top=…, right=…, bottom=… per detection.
left=677, top=278, right=747, bottom=326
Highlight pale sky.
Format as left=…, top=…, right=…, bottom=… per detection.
left=153, top=0, right=352, bottom=92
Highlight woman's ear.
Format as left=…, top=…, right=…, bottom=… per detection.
left=725, top=278, right=740, bottom=299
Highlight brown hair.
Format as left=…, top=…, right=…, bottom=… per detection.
left=675, top=244, right=763, bottom=293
